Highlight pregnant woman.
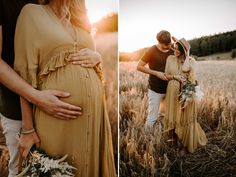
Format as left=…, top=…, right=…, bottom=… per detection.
left=14, top=0, right=116, bottom=176
left=164, top=38, right=207, bottom=154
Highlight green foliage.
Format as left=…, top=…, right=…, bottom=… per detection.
left=189, top=30, right=236, bottom=57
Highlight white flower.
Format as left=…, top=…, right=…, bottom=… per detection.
left=17, top=149, right=77, bottom=177
left=194, top=85, right=204, bottom=102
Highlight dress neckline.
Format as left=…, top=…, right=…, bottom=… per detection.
left=42, top=5, right=78, bottom=46
left=176, top=57, right=183, bottom=75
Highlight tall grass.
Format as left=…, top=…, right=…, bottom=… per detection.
left=119, top=60, right=236, bottom=177
left=96, top=32, right=118, bottom=165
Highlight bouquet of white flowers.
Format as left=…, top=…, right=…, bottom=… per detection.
left=17, top=148, right=77, bottom=177
left=179, top=78, right=204, bottom=109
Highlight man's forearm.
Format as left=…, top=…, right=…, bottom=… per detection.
left=0, top=59, right=38, bottom=102
left=137, top=64, right=157, bottom=76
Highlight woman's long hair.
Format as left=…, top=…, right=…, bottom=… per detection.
left=38, top=0, right=91, bottom=32
left=176, top=42, right=186, bottom=59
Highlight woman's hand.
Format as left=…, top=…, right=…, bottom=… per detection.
left=173, top=75, right=186, bottom=83
left=18, top=132, right=40, bottom=158
left=70, top=48, right=101, bottom=68
left=172, top=36, right=178, bottom=43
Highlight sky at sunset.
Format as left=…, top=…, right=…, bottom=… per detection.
left=119, top=0, right=236, bottom=52
left=86, top=0, right=118, bottom=23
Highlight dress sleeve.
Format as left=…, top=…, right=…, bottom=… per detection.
left=14, top=6, right=39, bottom=88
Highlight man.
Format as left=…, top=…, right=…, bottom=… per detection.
left=0, top=1, right=100, bottom=176
left=137, top=30, right=174, bottom=129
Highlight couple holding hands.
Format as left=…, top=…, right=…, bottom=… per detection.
left=137, top=30, right=207, bottom=154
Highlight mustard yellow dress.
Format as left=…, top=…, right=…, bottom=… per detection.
left=14, top=4, right=116, bottom=177
left=164, top=55, right=207, bottom=153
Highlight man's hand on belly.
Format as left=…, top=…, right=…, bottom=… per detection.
left=32, top=90, right=82, bottom=120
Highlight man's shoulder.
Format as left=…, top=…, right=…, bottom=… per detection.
left=145, top=45, right=156, bottom=52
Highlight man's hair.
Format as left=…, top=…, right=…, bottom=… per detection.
left=156, top=30, right=171, bottom=45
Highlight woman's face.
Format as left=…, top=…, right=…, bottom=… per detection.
left=174, top=44, right=181, bottom=57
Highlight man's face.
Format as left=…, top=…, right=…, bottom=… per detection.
left=159, top=43, right=171, bottom=51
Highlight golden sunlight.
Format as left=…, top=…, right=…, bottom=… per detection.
left=86, top=0, right=118, bottom=24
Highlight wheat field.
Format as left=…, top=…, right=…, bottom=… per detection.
left=0, top=32, right=118, bottom=176
left=119, top=60, right=236, bottom=177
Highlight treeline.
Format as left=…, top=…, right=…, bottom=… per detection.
left=189, top=30, right=236, bottom=57
left=93, top=13, right=118, bottom=33
left=119, top=30, right=236, bottom=61
left=119, top=48, right=148, bottom=62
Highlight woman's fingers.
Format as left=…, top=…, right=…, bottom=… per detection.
left=76, top=48, right=89, bottom=54
left=70, top=54, right=87, bottom=60
left=18, top=133, right=40, bottom=158
left=22, top=148, right=30, bottom=159
left=70, top=49, right=90, bottom=58
left=81, top=63, right=93, bottom=68
left=71, top=59, right=90, bottom=65
left=69, top=48, right=100, bottom=67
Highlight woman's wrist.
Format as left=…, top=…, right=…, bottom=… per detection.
left=95, top=51, right=102, bottom=66
left=21, top=127, right=35, bottom=135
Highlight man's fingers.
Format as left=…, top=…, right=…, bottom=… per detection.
left=50, top=90, right=70, bottom=98
left=55, top=112, right=79, bottom=120
left=59, top=101, right=82, bottom=111
left=162, top=76, right=168, bottom=81
left=54, top=114, right=70, bottom=120
left=57, top=108, right=82, bottom=116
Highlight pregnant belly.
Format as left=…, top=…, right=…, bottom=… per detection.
left=39, top=64, right=103, bottom=109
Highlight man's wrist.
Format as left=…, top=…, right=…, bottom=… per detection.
left=27, top=89, right=42, bottom=106
left=173, top=75, right=176, bottom=80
